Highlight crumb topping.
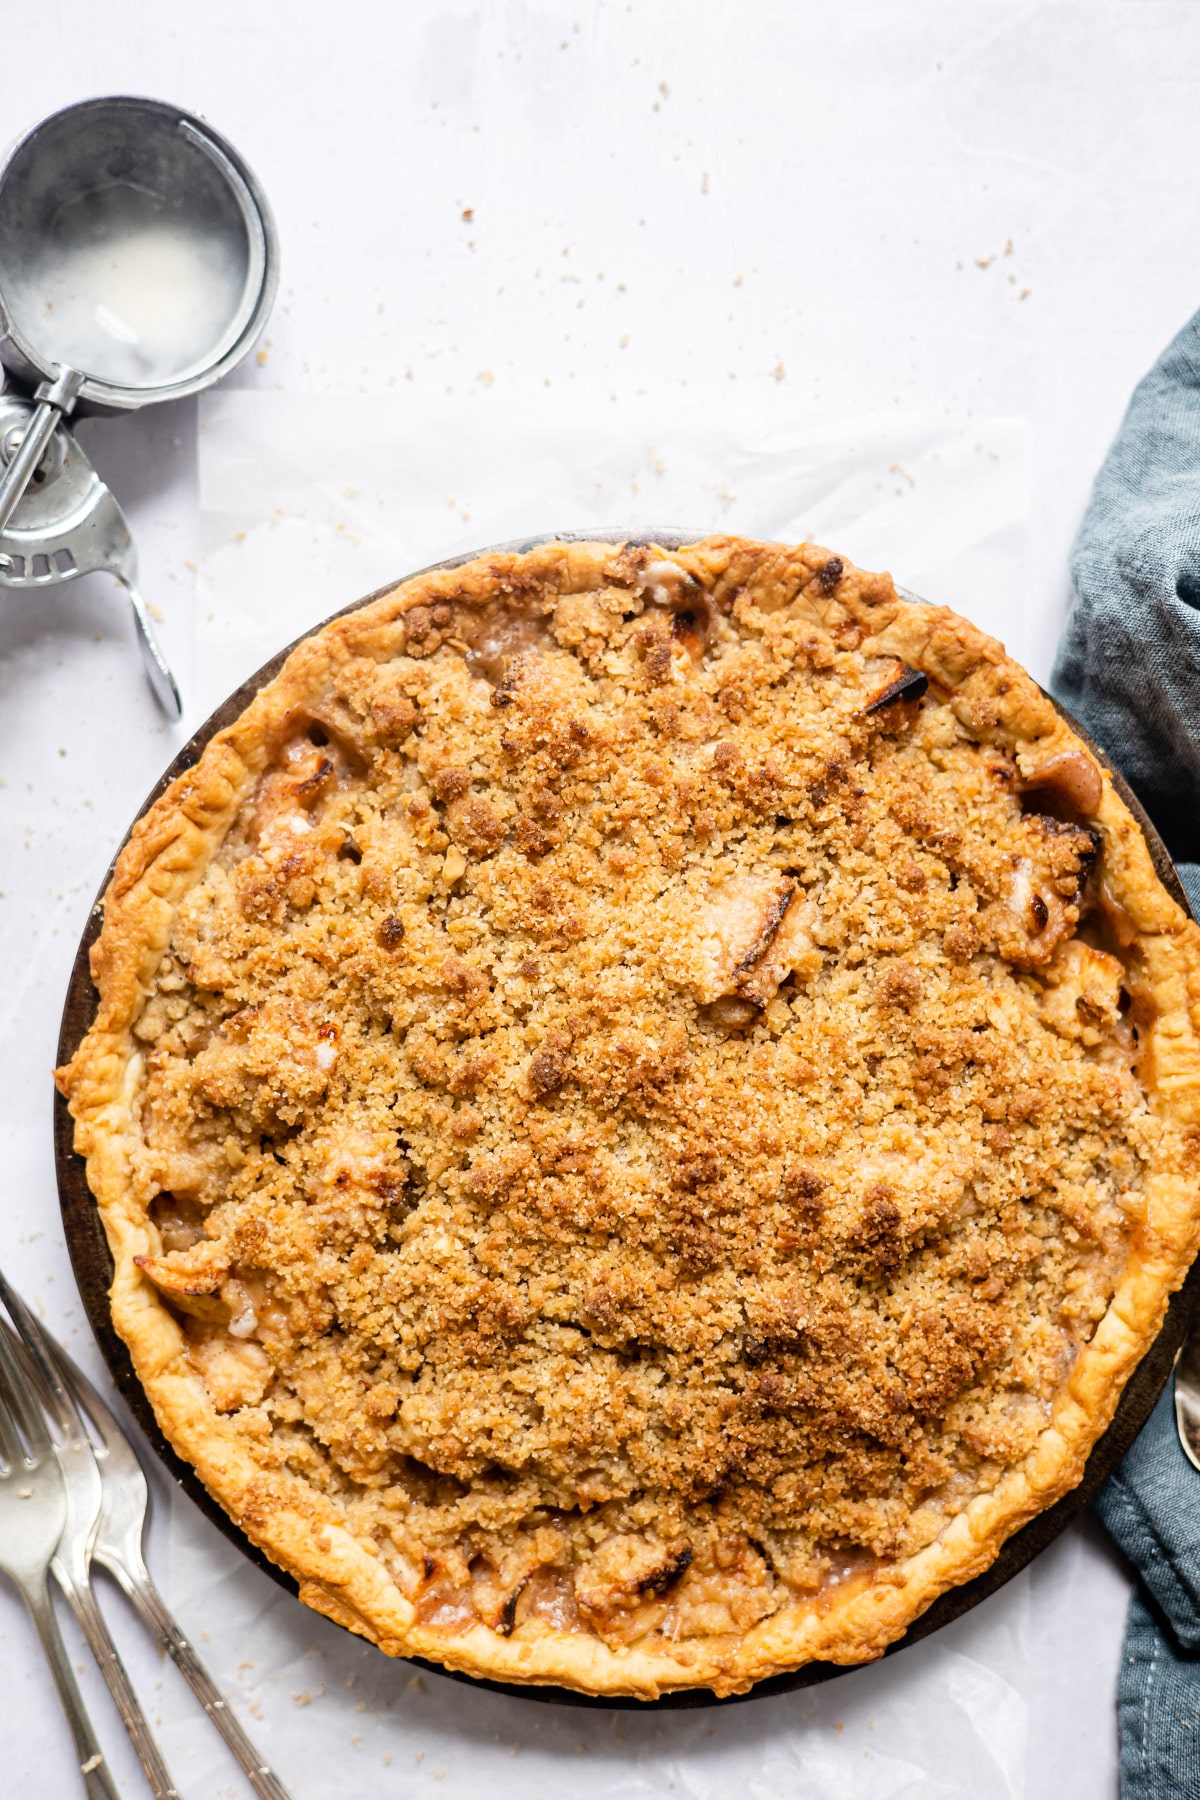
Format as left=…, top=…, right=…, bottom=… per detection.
left=124, top=542, right=1157, bottom=1649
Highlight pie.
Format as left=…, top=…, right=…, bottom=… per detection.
left=57, top=535, right=1200, bottom=1698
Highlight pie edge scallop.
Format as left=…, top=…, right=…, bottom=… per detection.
left=55, top=534, right=1200, bottom=1699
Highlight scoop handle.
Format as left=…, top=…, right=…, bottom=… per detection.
left=0, top=367, right=83, bottom=536
left=121, top=575, right=183, bottom=719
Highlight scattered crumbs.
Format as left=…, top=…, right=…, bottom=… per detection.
left=232, top=530, right=246, bottom=543
left=238, top=1661, right=255, bottom=1674
left=1020, top=288, right=1032, bottom=300
left=147, top=601, right=165, bottom=621
left=461, top=208, right=474, bottom=222
left=658, top=80, right=669, bottom=96
left=772, top=360, right=786, bottom=382
left=410, top=1675, right=424, bottom=1693
left=1004, top=238, right=1014, bottom=255
left=201, top=1630, right=211, bottom=1642
left=256, top=348, right=269, bottom=366
left=889, top=461, right=916, bottom=487
left=345, top=1673, right=358, bottom=1690
left=701, top=171, right=709, bottom=194
left=415, top=1750, right=425, bottom=1763
left=477, top=370, right=495, bottom=386
left=81, top=1756, right=103, bottom=1775
left=292, top=1690, right=312, bottom=1707
left=432, top=1771, right=446, bottom=1781
left=355, top=1701, right=367, bottom=1713
left=834, top=1721, right=845, bottom=1734
left=184, top=559, right=198, bottom=573
left=975, top=254, right=995, bottom=269
left=383, top=1755, right=392, bottom=1766
left=619, top=333, right=630, bottom=348
left=57, top=747, right=67, bottom=757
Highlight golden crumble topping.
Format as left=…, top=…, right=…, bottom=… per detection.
left=117, top=539, right=1160, bottom=1652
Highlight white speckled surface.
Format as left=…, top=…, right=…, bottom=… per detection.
left=4, top=2, right=1199, bottom=1792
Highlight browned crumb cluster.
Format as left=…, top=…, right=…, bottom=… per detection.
left=124, top=542, right=1152, bottom=1649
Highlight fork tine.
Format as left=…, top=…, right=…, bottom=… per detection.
left=0, top=1269, right=81, bottom=1443
left=43, top=1330, right=120, bottom=1459
left=0, top=1362, right=26, bottom=1468
left=0, top=1318, right=56, bottom=1461
left=4, top=1325, right=69, bottom=1449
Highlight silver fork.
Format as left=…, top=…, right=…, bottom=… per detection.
left=3, top=1320, right=182, bottom=1798
left=0, top=1321, right=119, bottom=1799
left=0, top=1274, right=290, bottom=1800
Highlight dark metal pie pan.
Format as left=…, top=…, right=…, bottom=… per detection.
left=54, top=530, right=1200, bottom=1709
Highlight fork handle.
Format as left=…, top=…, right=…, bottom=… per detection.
left=19, top=1573, right=120, bottom=1800
left=103, top=1551, right=291, bottom=1800
left=58, top=1563, right=182, bottom=1800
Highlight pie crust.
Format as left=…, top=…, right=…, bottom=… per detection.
left=57, top=536, right=1200, bottom=1698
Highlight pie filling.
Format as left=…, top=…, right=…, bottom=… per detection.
left=99, top=544, right=1175, bottom=1666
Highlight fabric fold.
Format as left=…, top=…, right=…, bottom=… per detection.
left=1095, top=1389, right=1200, bottom=1656
left=1052, top=302, right=1200, bottom=1796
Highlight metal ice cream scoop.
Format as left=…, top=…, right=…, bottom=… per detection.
left=0, top=95, right=279, bottom=717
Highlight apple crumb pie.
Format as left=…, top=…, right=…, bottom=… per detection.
left=57, top=535, right=1200, bottom=1697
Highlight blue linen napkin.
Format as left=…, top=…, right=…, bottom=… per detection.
left=1095, top=1390, right=1200, bottom=1798
left=1051, top=305, right=1200, bottom=1797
